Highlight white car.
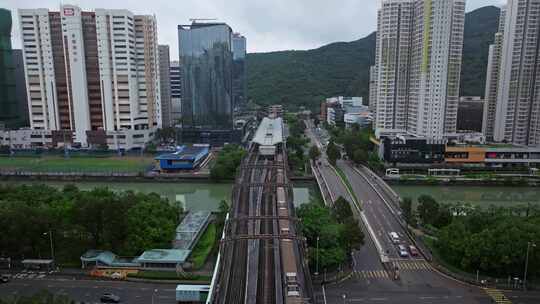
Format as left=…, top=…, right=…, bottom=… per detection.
left=389, top=232, right=400, bottom=244
left=398, top=245, right=409, bottom=257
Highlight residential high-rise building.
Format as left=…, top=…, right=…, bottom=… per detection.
left=170, top=61, right=182, bottom=125
left=159, top=45, right=172, bottom=128
left=373, top=0, right=465, bottom=140
left=458, top=96, right=484, bottom=132
left=232, top=33, right=247, bottom=110
left=178, top=21, right=238, bottom=144
left=18, top=5, right=161, bottom=147
left=0, top=8, right=19, bottom=129
left=483, top=6, right=506, bottom=141
left=488, top=0, right=540, bottom=146
left=368, top=65, right=377, bottom=116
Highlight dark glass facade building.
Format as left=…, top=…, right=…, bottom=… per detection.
left=178, top=22, right=234, bottom=131
left=232, top=33, right=246, bottom=110
left=0, top=9, right=22, bottom=129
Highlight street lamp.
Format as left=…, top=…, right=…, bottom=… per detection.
left=42, top=230, right=55, bottom=263
left=152, top=289, right=158, bottom=304
left=315, top=236, right=320, bottom=276
left=342, top=293, right=347, bottom=304
left=523, top=241, right=536, bottom=290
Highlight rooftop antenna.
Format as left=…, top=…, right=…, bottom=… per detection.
left=189, top=18, right=218, bottom=23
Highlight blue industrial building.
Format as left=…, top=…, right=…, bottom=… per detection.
left=155, top=145, right=210, bottom=171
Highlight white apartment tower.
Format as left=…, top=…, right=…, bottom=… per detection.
left=18, top=5, right=161, bottom=146
left=488, top=0, right=540, bottom=146
left=482, top=6, right=506, bottom=141
left=373, top=0, right=465, bottom=139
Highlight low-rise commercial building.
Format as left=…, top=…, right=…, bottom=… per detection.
left=380, top=135, right=446, bottom=164
left=379, top=134, right=540, bottom=168
left=0, top=128, right=155, bottom=151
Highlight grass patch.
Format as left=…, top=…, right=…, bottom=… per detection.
left=0, top=156, right=153, bottom=173
left=334, top=166, right=361, bottom=207
left=127, top=270, right=211, bottom=282
left=189, top=223, right=217, bottom=269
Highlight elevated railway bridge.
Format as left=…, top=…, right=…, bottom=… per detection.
left=208, top=117, right=313, bottom=304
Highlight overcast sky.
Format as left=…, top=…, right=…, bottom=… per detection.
left=4, top=0, right=506, bottom=60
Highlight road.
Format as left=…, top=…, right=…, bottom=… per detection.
left=303, top=121, right=540, bottom=304
left=0, top=277, right=177, bottom=303
left=305, top=120, right=353, bottom=204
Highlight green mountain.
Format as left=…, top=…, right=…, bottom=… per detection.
left=246, top=6, right=500, bottom=111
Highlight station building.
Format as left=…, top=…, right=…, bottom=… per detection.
left=155, top=145, right=210, bottom=171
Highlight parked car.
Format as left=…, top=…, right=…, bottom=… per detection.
left=408, top=245, right=419, bottom=257
left=110, top=272, right=123, bottom=280
left=100, top=293, right=121, bottom=303
left=398, top=245, right=409, bottom=257
left=0, top=275, right=9, bottom=283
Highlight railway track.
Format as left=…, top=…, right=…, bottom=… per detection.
left=213, top=139, right=313, bottom=303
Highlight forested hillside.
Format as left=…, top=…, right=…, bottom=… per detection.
left=247, top=6, right=500, bottom=111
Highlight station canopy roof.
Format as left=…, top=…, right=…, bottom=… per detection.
left=174, top=211, right=211, bottom=249
left=155, top=145, right=209, bottom=161
left=252, top=117, right=283, bottom=146
left=136, top=249, right=189, bottom=264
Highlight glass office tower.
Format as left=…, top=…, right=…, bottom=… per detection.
left=232, top=33, right=247, bottom=110
left=0, top=9, right=19, bottom=128
left=178, top=22, right=233, bottom=130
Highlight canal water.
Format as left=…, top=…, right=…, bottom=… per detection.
left=392, top=185, right=540, bottom=208
left=4, top=180, right=537, bottom=210
left=2, top=180, right=317, bottom=212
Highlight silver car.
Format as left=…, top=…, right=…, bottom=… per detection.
left=398, top=245, right=409, bottom=257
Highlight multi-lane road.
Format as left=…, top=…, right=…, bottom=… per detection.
left=305, top=120, right=540, bottom=304
left=0, top=275, right=177, bottom=303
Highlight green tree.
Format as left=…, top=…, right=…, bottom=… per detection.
left=333, top=196, right=353, bottom=223
left=417, top=195, right=440, bottom=226
left=400, top=197, right=413, bottom=224
left=210, top=145, right=246, bottom=181
left=433, top=204, right=452, bottom=229
left=326, top=140, right=340, bottom=166
left=309, top=145, right=321, bottom=160
left=297, top=200, right=347, bottom=270
left=125, top=193, right=179, bottom=255
left=352, top=149, right=368, bottom=164
left=342, top=217, right=365, bottom=251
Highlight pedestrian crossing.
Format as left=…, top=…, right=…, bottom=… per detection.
left=353, top=269, right=390, bottom=279
left=392, top=260, right=432, bottom=271
left=484, top=288, right=512, bottom=304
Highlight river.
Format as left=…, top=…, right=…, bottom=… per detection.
left=5, top=180, right=537, bottom=210
left=2, top=180, right=317, bottom=212
left=392, top=185, right=540, bottom=208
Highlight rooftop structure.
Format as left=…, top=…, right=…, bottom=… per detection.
left=176, top=285, right=210, bottom=303
left=155, top=145, right=210, bottom=171
left=252, top=117, right=284, bottom=155
left=80, top=250, right=139, bottom=268
left=173, top=211, right=212, bottom=250
left=135, top=249, right=190, bottom=265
